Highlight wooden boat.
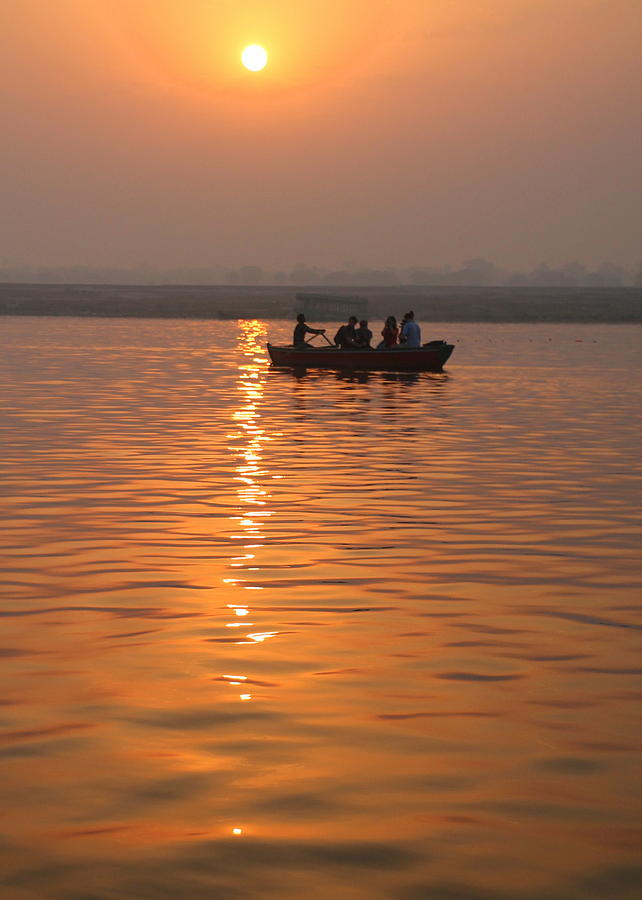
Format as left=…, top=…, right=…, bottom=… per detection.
left=267, top=341, right=454, bottom=372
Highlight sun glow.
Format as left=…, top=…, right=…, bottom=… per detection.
left=242, top=44, right=268, bottom=72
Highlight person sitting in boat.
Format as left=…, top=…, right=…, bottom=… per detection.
left=378, top=315, right=399, bottom=348
left=334, top=316, right=359, bottom=348
left=355, top=319, right=373, bottom=348
left=400, top=310, right=421, bottom=348
left=293, top=313, right=326, bottom=348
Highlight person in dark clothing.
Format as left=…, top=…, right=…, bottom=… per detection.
left=334, top=316, right=359, bottom=348
left=293, top=313, right=326, bottom=347
left=355, top=319, right=373, bottom=347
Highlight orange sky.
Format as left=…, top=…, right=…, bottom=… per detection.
left=1, top=0, right=640, bottom=270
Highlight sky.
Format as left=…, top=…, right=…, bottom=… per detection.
left=1, top=0, right=640, bottom=271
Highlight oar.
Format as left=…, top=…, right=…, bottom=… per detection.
left=305, top=331, right=335, bottom=347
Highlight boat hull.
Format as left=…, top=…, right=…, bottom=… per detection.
left=267, top=343, right=454, bottom=372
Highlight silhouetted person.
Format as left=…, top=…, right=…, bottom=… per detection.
left=334, top=315, right=359, bottom=348
left=400, top=310, right=421, bottom=348
left=379, top=315, right=399, bottom=348
left=293, top=313, right=325, bottom=347
left=355, top=319, right=373, bottom=347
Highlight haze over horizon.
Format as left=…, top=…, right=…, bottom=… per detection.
left=2, top=1, right=640, bottom=272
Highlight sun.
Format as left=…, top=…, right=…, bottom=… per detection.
left=242, top=44, right=268, bottom=72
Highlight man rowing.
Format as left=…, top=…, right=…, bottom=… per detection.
left=293, top=313, right=326, bottom=348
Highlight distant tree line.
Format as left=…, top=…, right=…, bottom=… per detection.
left=1, top=258, right=640, bottom=287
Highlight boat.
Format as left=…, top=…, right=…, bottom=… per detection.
left=267, top=340, right=454, bottom=372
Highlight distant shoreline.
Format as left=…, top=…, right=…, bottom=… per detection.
left=1, top=283, right=640, bottom=323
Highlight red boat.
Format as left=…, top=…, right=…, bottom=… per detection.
left=267, top=341, right=454, bottom=372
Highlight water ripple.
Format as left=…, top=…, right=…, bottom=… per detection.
left=0, top=317, right=640, bottom=899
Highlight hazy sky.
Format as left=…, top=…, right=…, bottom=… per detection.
left=1, top=0, right=640, bottom=270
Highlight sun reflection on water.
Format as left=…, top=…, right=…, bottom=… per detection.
left=221, top=320, right=274, bottom=700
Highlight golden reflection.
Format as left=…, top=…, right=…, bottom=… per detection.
left=220, top=319, right=275, bottom=695
left=246, top=632, right=279, bottom=643
left=227, top=604, right=250, bottom=616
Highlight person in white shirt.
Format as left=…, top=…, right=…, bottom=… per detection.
left=400, top=310, right=421, bottom=348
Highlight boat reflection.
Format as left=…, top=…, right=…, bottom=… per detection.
left=268, top=367, right=449, bottom=387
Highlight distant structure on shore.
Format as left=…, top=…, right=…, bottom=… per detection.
left=296, top=292, right=368, bottom=321
left=1, top=283, right=640, bottom=323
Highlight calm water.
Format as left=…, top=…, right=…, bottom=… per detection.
left=1, top=317, right=640, bottom=900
